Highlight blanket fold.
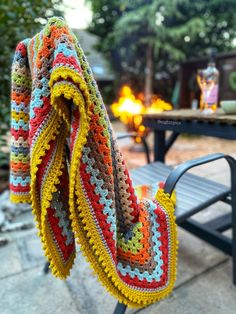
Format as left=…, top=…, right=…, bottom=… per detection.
left=10, top=17, right=177, bottom=307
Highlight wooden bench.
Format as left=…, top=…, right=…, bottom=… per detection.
left=131, top=158, right=231, bottom=224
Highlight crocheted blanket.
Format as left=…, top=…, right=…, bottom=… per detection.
left=10, top=17, right=177, bottom=307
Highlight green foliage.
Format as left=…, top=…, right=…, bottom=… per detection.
left=87, top=0, right=236, bottom=88
left=87, top=0, right=123, bottom=74
left=0, top=0, right=63, bottom=168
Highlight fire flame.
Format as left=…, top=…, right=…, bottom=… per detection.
left=111, top=85, right=173, bottom=143
left=111, top=85, right=172, bottom=123
left=111, top=85, right=144, bottom=124
left=111, top=85, right=173, bottom=142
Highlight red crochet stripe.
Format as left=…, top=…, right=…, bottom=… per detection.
left=16, top=42, right=27, bottom=57
left=79, top=161, right=116, bottom=260
left=29, top=97, right=51, bottom=144
left=117, top=202, right=169, bottom=289
left=70, top=109, right=80, bottom=151
left=10, top=183, right=30, bottom=192
left=154, top=203, right=169, bottom=285
left=53, top=52, right=82, bottom=73
left=11, top=128, right=29, bottom=140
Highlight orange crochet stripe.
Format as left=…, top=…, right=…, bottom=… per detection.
left=117, top=203, right=151, bottom=264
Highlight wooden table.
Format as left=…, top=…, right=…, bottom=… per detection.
left=142, top=109, right=236, bottom=162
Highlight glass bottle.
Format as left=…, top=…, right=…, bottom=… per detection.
left=197, top=51, right=219, bottom=115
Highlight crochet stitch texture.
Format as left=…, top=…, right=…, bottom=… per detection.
left=10, top=17, right=177, bottom=307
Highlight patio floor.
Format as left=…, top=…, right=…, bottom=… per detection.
left=1, top=123, right=236, bottom=314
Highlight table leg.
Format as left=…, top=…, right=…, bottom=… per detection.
left=113, top=302, right=127, bottom=314
left=154, top=130, right=166, bottom=162
left=232, top=207, right=236, bottom=285
left=231, top=175, right=236, bottom=285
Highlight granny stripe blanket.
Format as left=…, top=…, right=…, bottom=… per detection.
left=10, top=17, right=177, bottom=307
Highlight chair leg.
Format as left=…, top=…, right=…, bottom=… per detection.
left=229, top=157, right=236, bottom=285
left=113, top=302, right=127, bottom=314
left=232, top=194, right=236, bottom=285
left=43, top=261, right=50, bottom=274
left=233, top=235, right=236, bottom=285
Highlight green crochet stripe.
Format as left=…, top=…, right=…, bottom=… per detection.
left=12, top=73, right=32, bottom=88
left=11, top=153, right=30, bottom=162
left=118, top=222, right=143, bottom=254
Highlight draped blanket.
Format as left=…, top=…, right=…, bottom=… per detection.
left=10, top=17, right=177, bottom=307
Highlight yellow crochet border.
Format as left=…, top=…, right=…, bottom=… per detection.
left=10, top=194, right=31, bottom=203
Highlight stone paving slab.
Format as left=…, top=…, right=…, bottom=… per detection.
left=0, top=267, right=80, bottom=314
left=138, top=260, right=236, bottom=314
left=65, top=250, right=117, bottom=314
left=0, top=221, right=227, bottom=314
left=16, top=233, right=45, bottom=270
left=0, top=241, right=22, bottom=279
left=175, top=228, right=228, bottom=287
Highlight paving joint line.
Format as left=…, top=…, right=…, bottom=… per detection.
left=0, top=262, right=45, bottom=281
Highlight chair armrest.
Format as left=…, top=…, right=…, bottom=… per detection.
left=116, top=132, right=151, bottom=164
left=164, top=153, right=236, bottom=195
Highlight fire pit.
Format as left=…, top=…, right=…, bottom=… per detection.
left=111, top=85, right=173, bottom=144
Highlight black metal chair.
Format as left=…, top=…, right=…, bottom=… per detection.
left=44, top=133, right=236, bottom=314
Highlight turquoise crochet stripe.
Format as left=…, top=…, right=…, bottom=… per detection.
left=11, top=119, right=29, bottom=131
left=30, top=79, right=50, bottom=119
left=54, top=42, right=78, bottom=58
left=82, top=146, right=117, bottom=239
left=10, top=175, right=30, bottom=186
left=11, top=101, right=29, bottom=113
